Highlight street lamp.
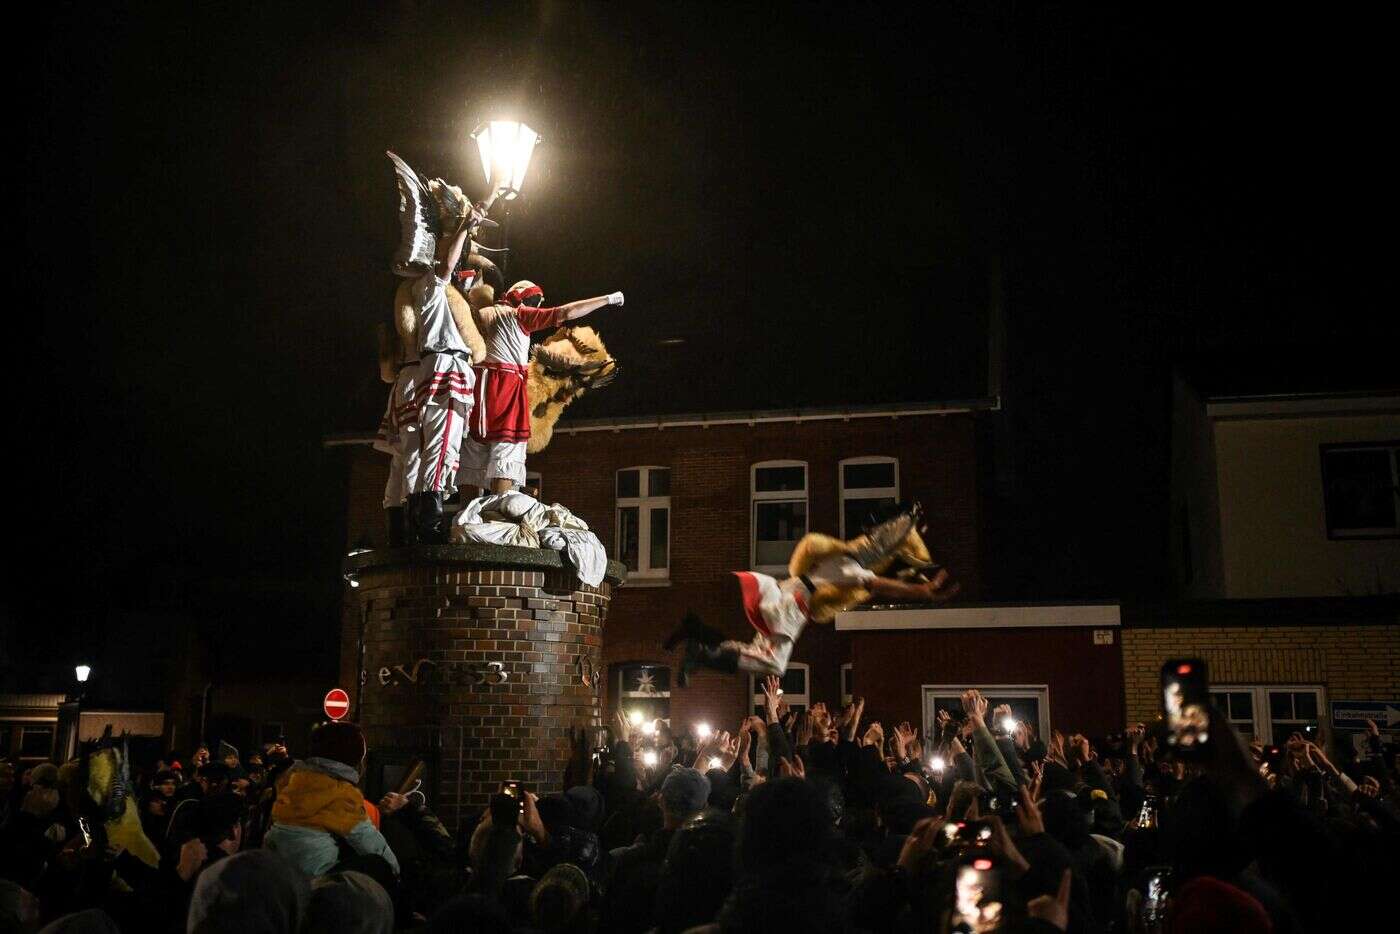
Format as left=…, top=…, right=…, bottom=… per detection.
left=470, top=121, right=540, bottom=202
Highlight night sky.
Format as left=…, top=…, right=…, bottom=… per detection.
left=8, top=2, right=1396, bottom=691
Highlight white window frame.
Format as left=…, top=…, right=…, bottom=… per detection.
left=1320, top=442, right=1400, bottom=539
left=616, top=466, right=671, bottom=580
left=841, top=663, right=854, bottom=708
left=1209, top=684, right=1327, bottom=745
left=838, top=456, right=900, bottom=538
left=750, top=663, right=811, bottom=714
left=921, top=684, right=1052, bottom=745
left=751, top=460, right=809, bottom=575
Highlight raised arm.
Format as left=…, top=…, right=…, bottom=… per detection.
left=556, top=291, right=625, bottom=322
left=433, top=222, right=473, bottom=281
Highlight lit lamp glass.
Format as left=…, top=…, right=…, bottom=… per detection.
left=75, top=665, right=92, bottom=683
left=471, top=121, right=540, bottom=200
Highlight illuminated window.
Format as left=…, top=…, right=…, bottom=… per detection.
left=839, top=457, right=900, bottom=538
left=1321, top=442, right=1400, bottom=539
left=752, top=461, right=808, bottom=574
left=616, top=467, right=670, bottom=579
left=613, top=663, right=672, bottom=728
left=1210, top=685, right=1325, bottom=744
left=922, top=685, right=1050, bottom=745
left=750, top=664, right=810, bottom=716
left=841, top=663, right=854, bottom=708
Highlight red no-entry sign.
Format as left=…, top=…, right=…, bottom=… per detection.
left=323, top=688, right=350, bottom=721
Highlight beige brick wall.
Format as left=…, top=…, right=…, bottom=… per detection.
left=1122, top=625, right=1400, bottom=726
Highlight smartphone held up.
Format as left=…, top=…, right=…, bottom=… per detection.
left=1161, top=658, right=1210, bottom=754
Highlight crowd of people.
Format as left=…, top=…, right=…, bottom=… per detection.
left=2, top=675, right=1397, bottom=933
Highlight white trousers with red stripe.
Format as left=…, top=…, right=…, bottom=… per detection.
left=418, top=402, right=468, bottom=493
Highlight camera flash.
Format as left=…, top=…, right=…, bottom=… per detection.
left=628, top=710, right=643, bottom=726
left=1000, top=717, right=1016, bottom=734
left=709, top=756, right=723, bottom=770
left=642, top=750, right=658, bottom=767
left=930, top=756, right=946, bottom=772
left=696, top=723, right=712, bottom=738
left=641, top=720, right=657, bottom=736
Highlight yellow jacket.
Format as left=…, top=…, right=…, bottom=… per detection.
left=270, top=766, right=367, bottom=837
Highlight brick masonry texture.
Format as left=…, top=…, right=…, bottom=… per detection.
left=340, top=563, right=609, bottom=832
left=1121, top=625, right=1400, bottom=727
left=340, top=413, right=984, bottom=737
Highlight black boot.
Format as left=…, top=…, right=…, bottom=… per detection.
left=386, top=506, right=407, bottom=548
left=663, top=612, right=725, bottom=651
left=415, top=492, right=447, bottom=544
left=678, top=640, right=740, bottom=687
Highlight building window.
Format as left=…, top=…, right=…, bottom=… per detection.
left=841, top=663, right=854, bottom=708
left=922, top=685, right=1051, bottom=745
left=1209, top=685, right=1325, bottom=744
left=616, top=467, right=670, bottom=579
left=19, top=725, right=55, bottom=761
left=1321, top=442, right=1400, bottom=539
left=613, top=663, right=672, bottom=728
left=751, top=664, right=810, bottom=715
left=839, top=457, right=900, bottom=538
left=752, top=461, right=808, bottom=574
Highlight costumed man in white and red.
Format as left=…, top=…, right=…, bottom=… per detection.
left=372, top=323, right=420, bottom=546
left=460, top=280, right=625, bottom=494
left=665, top=507, right=961, bottom=684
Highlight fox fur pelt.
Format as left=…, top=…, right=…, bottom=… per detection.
left=525, top=326, right=617, bottom=454
left=392, top=253, right=494, bottom=365
left=789, top=525, right=937, bottom=623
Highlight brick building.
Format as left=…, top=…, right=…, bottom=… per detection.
left=1120, top=381, right=1400, bottom=755
left=334, top=400, right=1000, bottom=736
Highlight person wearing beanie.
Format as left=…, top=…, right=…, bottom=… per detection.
left=603, top=766, right=710, bottom=933
left=459, top=278, right=624, bottom=495
left=264, top=721, right=399, bottom=878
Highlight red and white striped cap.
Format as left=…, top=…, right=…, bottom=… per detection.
left=504, top=280, right=544, bottom=306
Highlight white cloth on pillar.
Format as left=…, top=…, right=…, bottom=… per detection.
left=452, top=492, right=608, bottom=586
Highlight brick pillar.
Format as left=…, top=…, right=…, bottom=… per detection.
left=342, top=545, right=623, bottom=833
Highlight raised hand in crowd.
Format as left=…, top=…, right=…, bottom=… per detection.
left=777, top=755, right=806, bottom=779
left=1027, top=869, right=1073, bottom=932
left=175, top=838, right=208, bottom=883
left=844, top=697, right=866, bottom=741
left=1047, top=730, right=1069, bottom=768
left=1016, top=782, right=1045, bottom=835
left=761, top=675, right=782, bottom=724
left=961, top=688, right=989, bottom=725
left=892, top=721, right=917, bottom=760
left=897, top=816, right=945, bottom=872
left=862, top=720, right=885, bottom=750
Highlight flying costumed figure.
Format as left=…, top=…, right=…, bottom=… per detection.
left=666, top=506, right=961, bottom=684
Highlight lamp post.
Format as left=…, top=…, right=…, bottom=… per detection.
left=470, top=121, right=541, bottom=279
left=58, top=663, right=92, bottom=762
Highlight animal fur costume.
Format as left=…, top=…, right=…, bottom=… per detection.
left=668, top=506, right=961, bottom=682
left=58, top=736, right=161, bottom=876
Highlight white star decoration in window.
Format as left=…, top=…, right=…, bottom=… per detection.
left=635, top=670, right=657, bottom=694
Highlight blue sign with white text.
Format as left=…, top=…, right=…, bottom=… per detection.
left=1331, top=700, right=1400, bottom=731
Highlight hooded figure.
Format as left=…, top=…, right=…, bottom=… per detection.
left=305, top=871, right=394, bottom=934
left=186, top=850, right=308, bottom=934
left=264, top=722, right=399, bottom=878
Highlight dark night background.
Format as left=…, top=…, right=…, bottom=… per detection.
left=6, top=2, right=1395, bottom=697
